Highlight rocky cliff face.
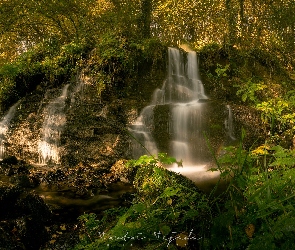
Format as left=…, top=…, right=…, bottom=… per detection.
left=2, top=84, right=266, bottom=170
left=2, top=74, right=138, bottom=168
left=0, top=71, right=266, bottom=170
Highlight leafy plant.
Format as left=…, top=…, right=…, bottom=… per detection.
left=215, top=63, right=230, bottom=78
left=76, top=154, right=210, bottom=249
left=236, top=78, right=267, bottom=104
left=208, top=133, right=295, bottom=249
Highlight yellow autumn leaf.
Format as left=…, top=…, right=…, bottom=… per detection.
left=245, top=224, right=255, bottom=238
left=49, top=240, right=56, bottom=244
left=60, top=224, right=66, bottom=231
left=176, top=232, right=188, bottom=247
left=167, top=198, right=172, bottom=205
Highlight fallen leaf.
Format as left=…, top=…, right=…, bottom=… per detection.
left=176, top=232, right=188, bottom=247
left=60, top=224, right=66, bottom=231
left=49, top=240, right=56, bottom=244
left=245, top=224, right=255, bottom=238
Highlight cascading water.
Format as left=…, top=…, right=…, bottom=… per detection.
left=167, top=49, right=208, bottom=164
left=129, top=105, right=158, bottom=159
left=130, top=47, right=209, bottom=165
left=38, top=84, right=69, bottom=164
left=129, top=47, right=235, bottom=186
left=225, top=105, right=236, bottom=141
left=37, top=76, right=86, bottom=165
left=0, top=101, right=20, bottom=159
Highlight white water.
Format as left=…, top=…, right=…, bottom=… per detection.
left=129, top=48, right=209, bottom=166
left=225, top=105, right=236, bottom=141
left=129, top=48, right=238, bottom=186
left=0, top=101, right=21, bottom=159
left=38, top=84, right=69, bottom=164
left=129, top=104, right=158, bottom=159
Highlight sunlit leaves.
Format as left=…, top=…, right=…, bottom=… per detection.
left=0, top=0, right=112, bottom=63
left=236, top=79, right=267, bottom=103
left=153, top=0, right=226, bottom=46
left=256, top=98, right=289, bottom=124
left=269, top=146, right=295, bottom=168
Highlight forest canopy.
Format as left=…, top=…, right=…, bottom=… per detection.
left=0, top=0, right=295, bottom=68
left=0, top=0, right=295, bottom=115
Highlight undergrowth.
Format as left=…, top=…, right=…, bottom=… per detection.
left=75, top=138, right=295, bottom=249
left=75, top=154, right=209, bottom=249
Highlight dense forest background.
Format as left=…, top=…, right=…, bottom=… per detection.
left=1, top=0, right=295, bottom=146
left=1, top=0, right=295, bottom=61
left=1, top=1, right=295, bottom=249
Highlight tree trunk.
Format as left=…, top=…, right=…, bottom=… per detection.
left=139, top=0, right=152, bottom=38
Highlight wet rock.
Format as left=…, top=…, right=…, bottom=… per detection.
left=10, top=174, right=32, bottom=188
left=0, top=182, right=52, bottom=249
left=17, top=192, right=52, bottom=223
left=1, top=155, right=18, bottom=165
left=3, top=82, right=133, bottom=168
left=0, top=160, right=38, bottom=188
left=103, top=159, right=133, bottom=184
left=13, top=216, right=49, bottom=250
left=41, top=222, right=80, bottom=250
left=0, top=183, right=23, bottom=219
left=0, top=223, right=26, bottom=249
left=0, top=157, right=136, bottom=249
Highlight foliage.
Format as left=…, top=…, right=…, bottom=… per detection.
left=252, top=90, right=295, bottom=141
left=215, top=63, right=230, bottom=78
left=198, top=42, right=295, bottom=143
left=77, top=208, right=128, bottom=247
left=75, top=142, right=295, bottom=249
left=0, top=39, right=89, bottom=109
left=208, top=134, right=295, bottom=249
left=86, top=34, right=166, bottom=98
left=1, top=0, right=295, bottom=70
left=236, top=78, right=267, bottom=103
left=75, top=153, right=209, bottom=249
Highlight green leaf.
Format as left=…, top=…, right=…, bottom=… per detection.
left=158, top=152, right=177, bottom=164
left=132, top=203, right=146, bottom=213
left=160, top=187, right=180, bottom=198
left=160, top=225, right=171, bottom=236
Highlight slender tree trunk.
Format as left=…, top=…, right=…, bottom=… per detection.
left=225, top=0, right=237, bottom=45
left=238, top=0, right=245, bottom=44
left=139, top=0, right=152, bottom=38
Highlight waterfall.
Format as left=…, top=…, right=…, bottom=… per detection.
left=225, top=105, right=236, bottom=141
left=0, top=101, right=20, bottom=159
left=129, top=105, right=158, bottom=159
left=38, top=84, right=69, bottom=164
left=129, top=47, right=211, bottom=165
left=129, top=47, right=238, bottom=186
left=70, top=75, right=85, bottom=105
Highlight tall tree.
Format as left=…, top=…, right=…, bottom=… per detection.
left=139, top=0, right=153, bottom=38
